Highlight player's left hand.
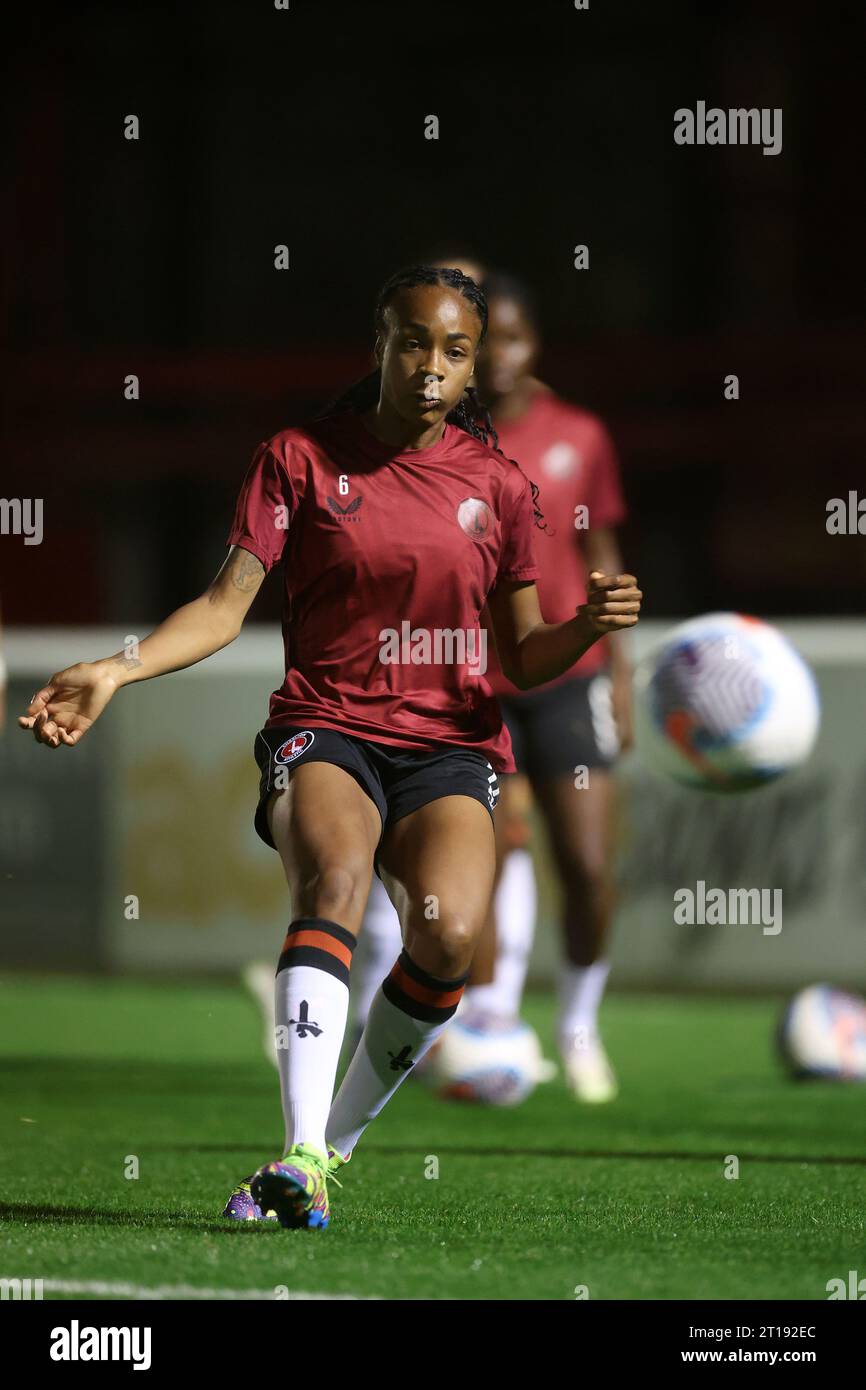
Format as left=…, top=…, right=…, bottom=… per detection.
left=579, top=571, right=642, bottom=634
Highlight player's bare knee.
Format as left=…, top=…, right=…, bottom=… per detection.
left=301, top=860, right=370, bottom=924
left=412, top=912, right=477, bottom=976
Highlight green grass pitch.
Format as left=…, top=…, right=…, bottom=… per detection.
left=1, top=974, right=863, bottom=1300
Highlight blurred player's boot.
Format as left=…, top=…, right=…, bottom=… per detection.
left=560, top=1030, right=618, bottom=1103
left=557, top=959, right=614, bottom=1099
left=250, top=1142, right=333, bottom=1230
left=221, top=1175, right=277, bottom=1222
left=535, top=1052, right=559, bottom=1083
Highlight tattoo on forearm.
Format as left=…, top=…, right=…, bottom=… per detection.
left=112, top=634, right=143, bottom=672
left=112, top=633, right=143, bottom=669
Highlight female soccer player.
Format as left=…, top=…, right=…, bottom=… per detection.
left=350, top=267, right=633, bottom=1104
left=19, top=265, right=641, bottom=1231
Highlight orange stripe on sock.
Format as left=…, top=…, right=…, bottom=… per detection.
left=390, top=962, right=464, bottom=1011
left=281, top=929, right=354, bottom=971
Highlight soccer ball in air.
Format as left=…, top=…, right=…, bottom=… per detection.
left=776, top=985, right=866, bottom=1081
left=428, top=1011, right=544, bottom=1106
left=633, top=613, right=820, bottom=792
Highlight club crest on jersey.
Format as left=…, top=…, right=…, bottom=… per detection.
left=275, top=730, right=316, bottom=764
left=541, top=441, right=581, bottom=479
left=327, top=495, right=363, bottom=521
left=457, top=497, right=492, bottom=541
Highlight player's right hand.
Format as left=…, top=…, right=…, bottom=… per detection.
left=581, top=571, right=642, bottom=633
left=18, top=663, right=119, bottom=748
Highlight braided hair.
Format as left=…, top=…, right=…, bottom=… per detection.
left=317, top=264, right=548, bottom=531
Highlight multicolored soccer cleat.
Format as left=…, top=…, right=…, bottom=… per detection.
left=326, top=1144, right=352, bottom=1177
left=223, top=1145, right=352, bottom=1225
left=221, top=1174, right=277, bottom=1222
left=249, top=1142, right=334, bottom=1230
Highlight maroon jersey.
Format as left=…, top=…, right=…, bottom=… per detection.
left=484, top=388, right=626, bottom=695
left=226, top=409, right=541, bottom=773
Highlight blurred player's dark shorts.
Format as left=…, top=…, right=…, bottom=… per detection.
left=252, top=724, right=500, bottom=869
left=498, top=672, right=620, bottom=781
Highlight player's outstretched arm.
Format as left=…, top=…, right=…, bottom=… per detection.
left=18, top=544, right=266, bottom=749
left=487, top=569, right=642, bottom=691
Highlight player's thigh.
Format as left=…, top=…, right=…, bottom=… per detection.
left=378, top=795, right=496, bottom=974
left=267, top=760, right=382, bottom=930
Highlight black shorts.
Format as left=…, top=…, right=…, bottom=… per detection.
left=499, top=672, right=620, bottom=782
left=252, top=724, right=500, bottom=869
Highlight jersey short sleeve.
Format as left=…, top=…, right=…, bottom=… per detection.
left=584, top=420, right=627, bottom=530
left=226, top=439, right=298, bottom=574
left=495, top=470, right=541, bottom=586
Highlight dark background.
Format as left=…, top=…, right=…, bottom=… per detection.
left=3, top=0, right=864, bottom=627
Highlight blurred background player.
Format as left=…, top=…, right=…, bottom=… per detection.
left=473, top=270, right=630, bottom=1102
left=346, top=259, right=631, bottom=1104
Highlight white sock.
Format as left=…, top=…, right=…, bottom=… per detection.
left=463, top=848, right=537, bottom=1019
left=557, top=959, right=611, bottom=1046
left=326, top=949, right=467, bottom=1158
left=351, top=874, right=403, bottom=1034
left=241, top=960, right=279, bottom=1070
left=274, top=917, right=356, bottom=1155
left=492, top=848, right=537, bottom=1015
left=462, top=982, right=500, bottom=1014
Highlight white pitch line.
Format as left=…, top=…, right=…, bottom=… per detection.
left=30, top=1278, right=376, bottom=1301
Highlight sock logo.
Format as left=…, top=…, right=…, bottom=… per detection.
left=288, top=1001, right=322, bottom=1038
left=387, top=1045, right=415, bottom=1072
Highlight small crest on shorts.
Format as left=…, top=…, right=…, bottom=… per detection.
left=275, top=730, right=316, bottom=764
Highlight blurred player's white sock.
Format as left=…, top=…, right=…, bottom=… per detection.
left=557, top=958, right=611, bottom=1045
left=326, top=948, right=467, bottom=1158
left=463, top=847, right=537, bottom=1018
left=493, top=847, right=537, bottom=1014
left=351, top=874, right=403, bottom=1035
left=242, top=961, right=279, bottom=1069
left=274, top=917, right=356, bottom=1155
